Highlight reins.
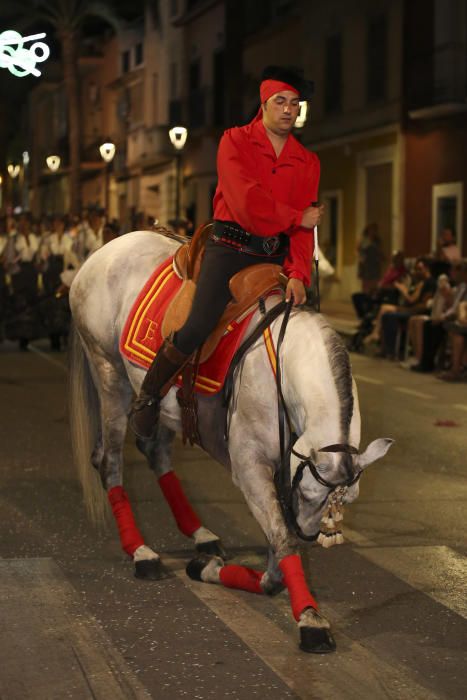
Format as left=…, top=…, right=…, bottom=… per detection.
left=223, top=294, right=363, bottom=543
left=273, top=301, right=362, bottom=542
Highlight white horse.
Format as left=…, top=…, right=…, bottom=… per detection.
left=69, top=230, right=392, bottom=653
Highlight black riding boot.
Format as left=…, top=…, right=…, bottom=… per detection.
left=129, top=337, right=191, bottom=440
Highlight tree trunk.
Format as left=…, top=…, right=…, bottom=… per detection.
left=60, top=30, right=81, bottom=215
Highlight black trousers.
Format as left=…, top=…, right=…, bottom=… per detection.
left=174, top=238, right=285, bottom=355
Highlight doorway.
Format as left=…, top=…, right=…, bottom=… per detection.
left=365, top=162, right=393, bottom=263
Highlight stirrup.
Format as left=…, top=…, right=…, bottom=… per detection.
left=129, top=393, right=160, bottom=440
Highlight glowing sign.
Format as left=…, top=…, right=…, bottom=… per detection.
left=0, top=30, right=50, bottom=77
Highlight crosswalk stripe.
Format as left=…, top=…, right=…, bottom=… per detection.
left=394, top=386, right=434, bottom=400
left=353, top=374, right=384, bottom=385
left=166, top=556, right=439, bottom=700
left=345, top=528, right=467, bottom=619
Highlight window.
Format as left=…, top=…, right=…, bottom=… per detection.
left=152, top=73, right=159, bottom=124
left=324, top=34, right=342, bottom=113
left=135, top=43, right=143, bottom=66
left=320, top=190, right=343, bottom=271
left=129, top=82, right=143, bottom=124
left=367, top=15, right=387, bottom=102
left=188, top=59, right=205, bottom=127
left=213, top=50, right=225, bottom=126
left=122, top=50, right=130, bottom=74
left=432, top=182, right=464, bottom=254
left=170, top=62, right=178, bottom=99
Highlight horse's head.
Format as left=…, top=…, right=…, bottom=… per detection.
left=291, top=437, right=394, bottom=542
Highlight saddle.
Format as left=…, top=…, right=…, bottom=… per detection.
left=162, top=222, right=287, bottom=363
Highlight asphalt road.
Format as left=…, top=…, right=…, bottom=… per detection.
left=0, top=339, right=466, bottom=699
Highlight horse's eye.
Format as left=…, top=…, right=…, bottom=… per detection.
left=316, top=462, right=330, bottom=473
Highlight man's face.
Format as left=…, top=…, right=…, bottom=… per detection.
left=262, top=90, right=300, bottom=136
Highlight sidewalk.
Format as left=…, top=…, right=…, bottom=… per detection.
left=320, top=298, right=359, bottom=336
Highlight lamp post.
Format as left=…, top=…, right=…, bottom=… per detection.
left=99, top=139, right=116, bottom=220
left=7, top=163, right=20, bottom=209
left=46, top=154, right=61, bottom=213
left=168, top=126, right=188, bottom=224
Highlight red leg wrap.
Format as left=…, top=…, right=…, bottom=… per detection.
left=108, top=486, right=145, bottom=556
left=219, top=565, right=264, bottom=594
left=158, top=471, right=202, bottom=537
left=279, top=554, right=318, bottom=621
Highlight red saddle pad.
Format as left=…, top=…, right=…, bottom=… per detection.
left=120, top=256, right=259, bottom=395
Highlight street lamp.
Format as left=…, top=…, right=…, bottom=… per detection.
left=46, top=154, right=61, bottom=171
left=295, top=101, right=308, bottom=129
left=46, top=154, right=61, bottom=213
left=168, top=126, right=188, bottom=223
left=7, top=163, right=20, bottom=178
left=99, top=139, right=116, bottom=219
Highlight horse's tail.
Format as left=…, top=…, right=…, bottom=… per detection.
left=68, top=324, right=109, bottom=526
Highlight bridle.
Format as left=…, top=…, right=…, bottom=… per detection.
left=274, top=300, right=363, bottom=541
left=222, top=297, right=363, bottom=542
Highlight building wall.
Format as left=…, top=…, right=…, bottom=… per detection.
left=404, top=118, right=467, bottom=256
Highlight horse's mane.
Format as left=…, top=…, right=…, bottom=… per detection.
left=296, top=308, right=354, bottom=442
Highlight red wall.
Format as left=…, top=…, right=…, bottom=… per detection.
left=404, top=117, right=467, bottom=256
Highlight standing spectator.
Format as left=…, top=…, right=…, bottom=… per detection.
left=38, top=216, right=74, bottom=351
left=357, top=223, right=385, bottom=295
left=5, top=214, right=40, bottom=350
left=435, top=227, right=461, bottom=264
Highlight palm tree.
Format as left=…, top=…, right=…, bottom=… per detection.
left=1, top=1, right=124, bottom=214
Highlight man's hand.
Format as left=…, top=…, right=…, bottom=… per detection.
left=286, top=278, right=307, bottom=306
left=301, top=204, right=324, bottom=229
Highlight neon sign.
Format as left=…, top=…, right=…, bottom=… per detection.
left=0, top=30, right=50, bottom=77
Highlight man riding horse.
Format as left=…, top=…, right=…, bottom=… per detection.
left=130, top=65, right=324, bottom=440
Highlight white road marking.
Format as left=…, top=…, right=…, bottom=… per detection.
left=394, top=386, right=434, bottom=400
left=345, top=528, right=467, bottom=619
left=0, top=558, right=150, bottom=699
left=453, top=403, right=467, bottom=412
left=166, top=557, right=439, bottom=700
left=29, top=344, right=68, bottom=373
left=353, top=374, right=384, bottom=385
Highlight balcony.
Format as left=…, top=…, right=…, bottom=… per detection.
left=126, top=125, right=174, bottom=169
left=407, top=42, right=467, bottom=119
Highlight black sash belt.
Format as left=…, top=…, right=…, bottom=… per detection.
left=211, top=220, right=288, bottom=258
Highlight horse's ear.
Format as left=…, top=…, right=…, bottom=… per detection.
left=356, top=438, right=394, bottom=469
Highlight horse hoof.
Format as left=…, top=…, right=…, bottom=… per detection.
left=186, top=553, right=214, bottom=582
left=134, top=558, right=170, bottom=581
left=299, top=627, right=337, bottom=654
left=196, top=539, right=227, bottom=560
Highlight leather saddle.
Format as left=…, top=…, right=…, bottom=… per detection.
left=161, top=222, right=286, bottom=363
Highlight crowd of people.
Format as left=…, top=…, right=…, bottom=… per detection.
left=0, top=210, right=119, bottom=351
left=351, top=225, right=467, bottom=383
left=1, top=210, right=466, bottom=384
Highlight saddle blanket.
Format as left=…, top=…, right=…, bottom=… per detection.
left=120, top=256, right=260, bottom=395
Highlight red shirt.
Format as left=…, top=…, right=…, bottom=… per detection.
left=213, top=119, right=320, bottom=287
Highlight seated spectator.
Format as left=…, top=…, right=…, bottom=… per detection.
left=364, top=257, right=435, bottom=351
left=404, top=262, right=467, bottom=371
left=438, top=290, right=467, bottom=381
left=352, top=250, right=407, bottom=319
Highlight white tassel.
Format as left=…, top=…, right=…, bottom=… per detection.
left=322, top=534, right=334, bottom=548
left=334, top=510, right=343, bottom=522
left=335, top=532, right=344, bottom=545
left=317, top=532, right=326, bottom=546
